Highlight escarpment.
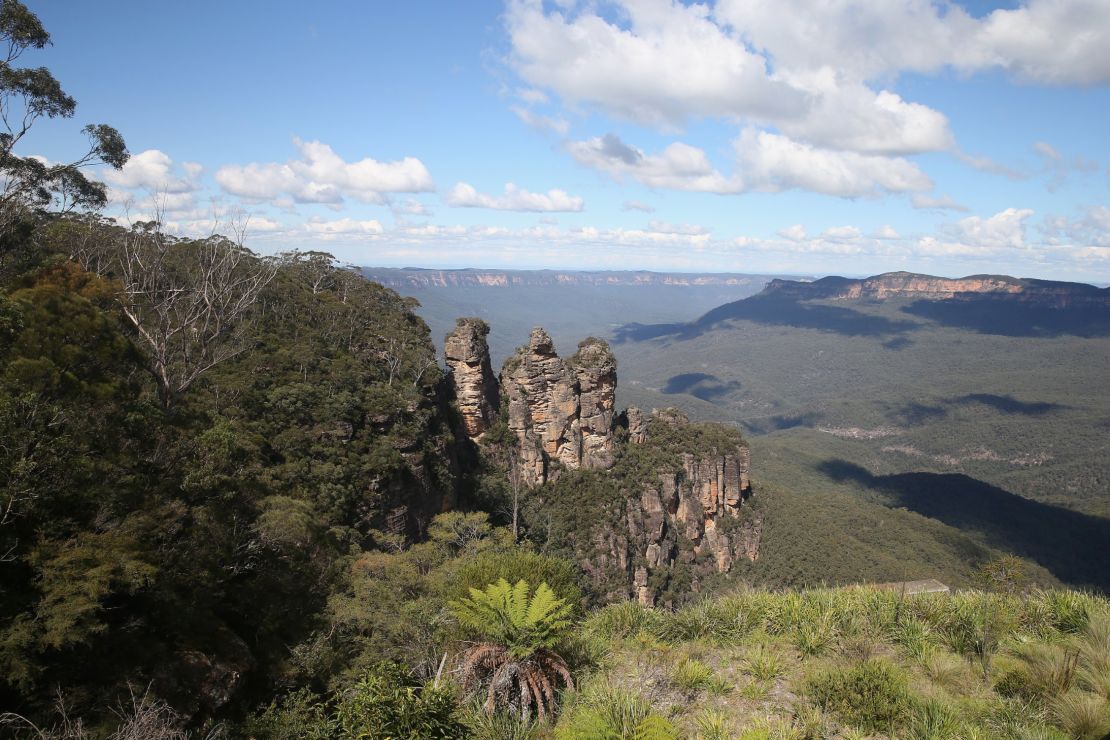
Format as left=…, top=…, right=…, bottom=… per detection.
left=445, top=323, right=759, bottom=606
left=764, top=271, right=1110, bottom=307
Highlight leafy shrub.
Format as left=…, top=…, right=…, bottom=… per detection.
left=242, top=688, right=334, bottom=740
left=806, top=660, right=916, bottom=733
left=334, top=662, right=465, bottom=739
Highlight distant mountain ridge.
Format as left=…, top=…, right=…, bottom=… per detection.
left=764, top=271, right=1110, bottom=307
left=364, top=267, right=795, bottom=289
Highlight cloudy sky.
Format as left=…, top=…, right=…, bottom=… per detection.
left=26, top=0, right=1110, bottom=280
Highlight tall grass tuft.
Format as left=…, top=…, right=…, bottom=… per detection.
left=906, top=700, right=964, bottom=740
left=694, top=708, right=734, bottom=740
left=670, top=657, right=731, bottom=696
left=1048, top=691, right=1110, bottom=739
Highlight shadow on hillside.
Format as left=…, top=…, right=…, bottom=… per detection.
left=743, top=412, right=822, bottom=435
left=902, top=296, right=1110, bottom=337
left=953, top=393, right=1068, bottom=416
left=662, top=372, right=741, bottom=401
left=887, top=394, right=1067, bottom=425
left=818, top=459, right=1110, bottom=591
left=613, top=295, right=919, bottom=343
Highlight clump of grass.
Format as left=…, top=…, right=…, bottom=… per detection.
left=1037, top=590, right=1092, bottom=634
left=744, top=647, right=787, bottom=682
left=554, top=684, right=678, bottom=739
left=738, top=679, right=772, bottom=701
left=1076, top=615, right=1110, bottom=701
left=694, top=708, right=734, bottom=740
left=920, top=650, right=967, bottom=690
left=585, top=600, right=660, bottom=641
left=792, top=612, right=838, bottom=657
left=892, top=616, right=938, bottom=662
left=806, top=659, right=916, bottom=734
left=670, top=657, right=731, bottom=696
left=461, top=702, right=538, bottom=740
left=906, top=700, right=964, bottom=740
left=997, top=643, right=1080, bottom=704
left=1048, top=691, right=1110, bottom=739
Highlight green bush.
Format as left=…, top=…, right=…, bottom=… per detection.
left=555, top=685, right=679, bottom=739
left=806, top=660, right=916, bottom=733
left=335, top=662, right=465, bottom=740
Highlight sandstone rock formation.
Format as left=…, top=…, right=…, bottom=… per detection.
left=571, top=338, right=617, bottom=470
left=442, top=322, right=760, bottom=606
left=499, top=328, right=617, bottom=485
left=444, top=318, right=499, bottom=438
left=622, top=410, right=758, bottom=606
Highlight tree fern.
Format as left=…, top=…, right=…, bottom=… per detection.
left=452, top=579, right=575, bottom=719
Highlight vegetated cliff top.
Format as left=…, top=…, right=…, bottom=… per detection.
left=362, top=266, right=798, bottom=289
left=763, top=270, right=1110, bottom=303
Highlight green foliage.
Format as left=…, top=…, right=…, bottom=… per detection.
left=334, top=662, right=465, bottom=740
left=669, top=657, right=730, bottom=696
left=241, top=688, right=335, bottom=740
left=451, top=578, right=573, bottom=659
left=905, top=700, right=965, bottom=740
left=441, top=549, right=583, bottom=608
left=806, top=659, right=915, bottom=734
left=555, top=685, right=679, bottom=739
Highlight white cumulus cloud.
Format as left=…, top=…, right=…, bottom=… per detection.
left=445, top=182, right=584, bottom=212
left=105, top=149, right=199, bottom=193
left=215, top=138, right=434, bottom=205
left=957, top=208, right=1035, bottom=249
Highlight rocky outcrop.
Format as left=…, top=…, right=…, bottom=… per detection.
left=440, top=322, right=760, bottom=606
left=444, top=317, right=500, bottom=438
left=499, top=328, right=617, bottom=485
left=622, top=409, right=759, bottom=606
left=571, top=338, right=618, bottom=470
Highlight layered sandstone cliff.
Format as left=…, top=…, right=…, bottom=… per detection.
left=765, top=271, right=1110, bottom=307
left=443, top=324, right=760, bottom=605
left=500, top=328, right=618, bottom=485
left=444, top=318, right=500, bottom=438
left=624, top=409, right=759, bottom=606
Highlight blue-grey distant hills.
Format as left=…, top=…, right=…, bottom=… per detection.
left=614, top=271, right=1110, bottom=343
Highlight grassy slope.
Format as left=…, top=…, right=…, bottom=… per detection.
left=559, top=586, right=1110, bottom=739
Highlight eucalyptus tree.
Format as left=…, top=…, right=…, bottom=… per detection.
left=0, top=0, right=128, bottom=243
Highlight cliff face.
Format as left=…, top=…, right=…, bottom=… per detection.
left=500, top=328, right=618, bottom=485
left=366, top=267, right=772, bottom=289
left=443, top=323, right=760, bottom=605
left=444, top=318, right=500, bottom=438
left=765, top=271, right=1110, bottom=307
left=624, top=409, right=759, bottom=606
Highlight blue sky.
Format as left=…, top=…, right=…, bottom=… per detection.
left=23, top=0, right=1110, bottom=281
